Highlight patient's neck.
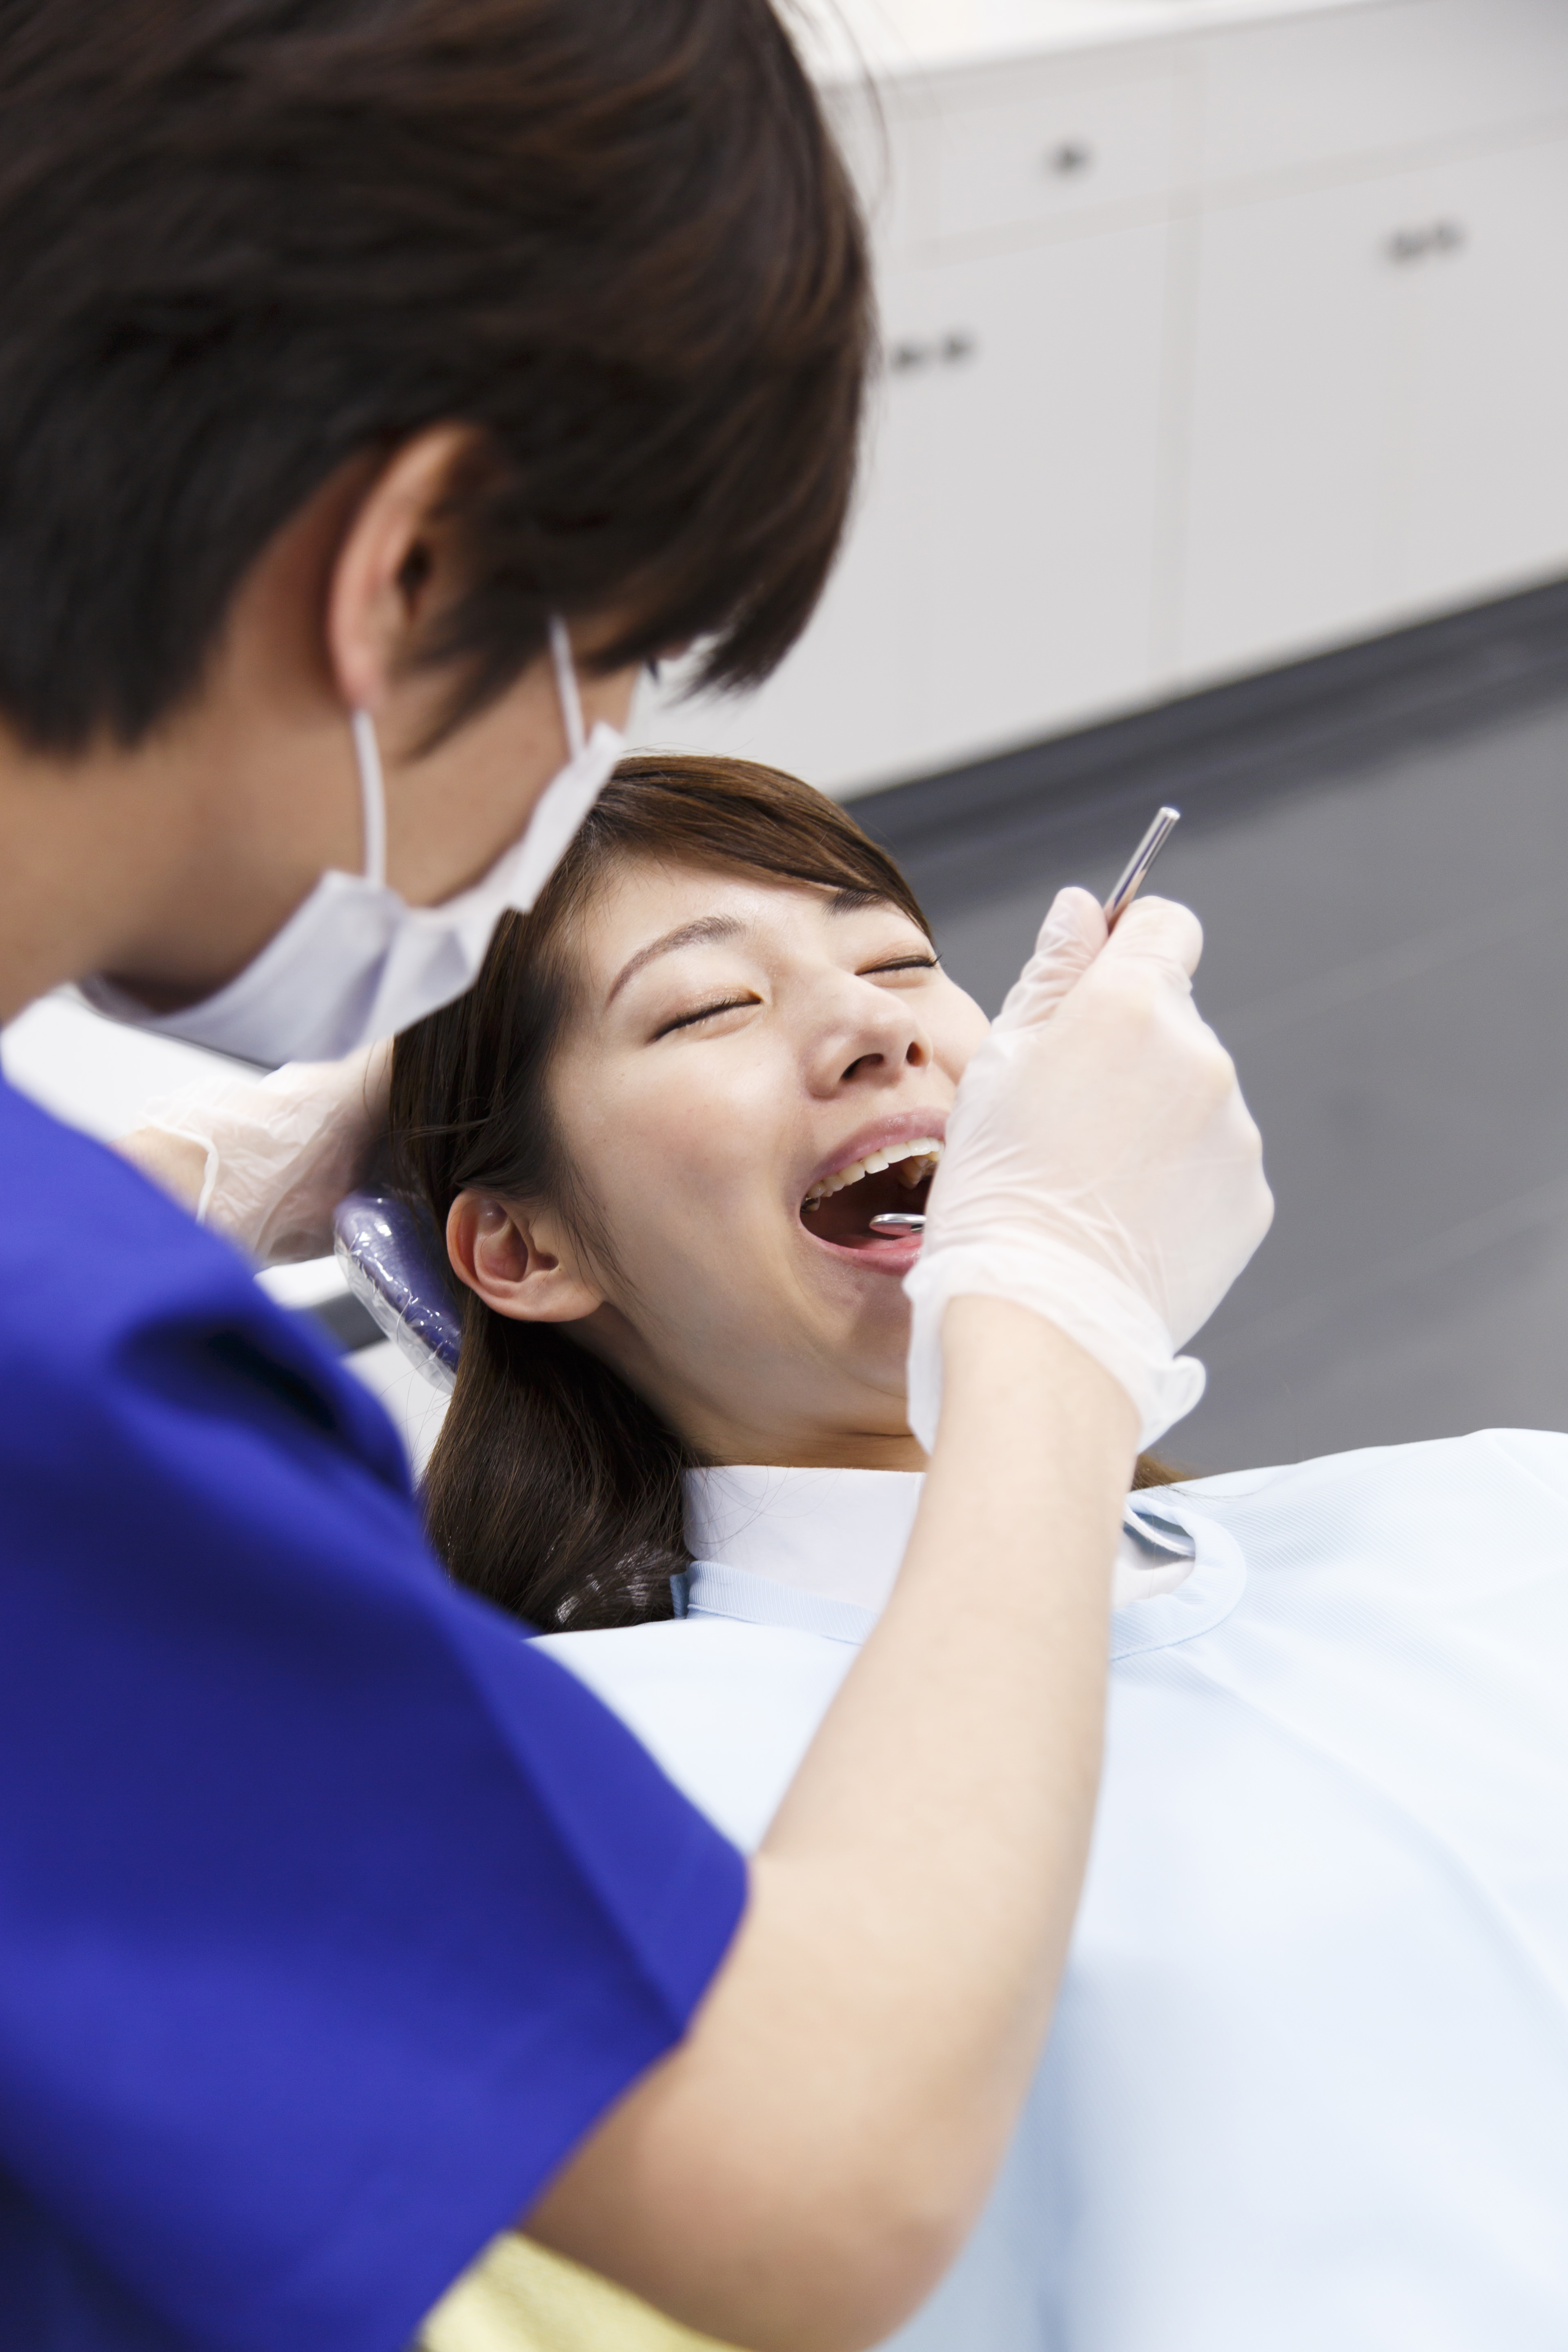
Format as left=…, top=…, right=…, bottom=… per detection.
left=707, top=1428, right=927, bottom=1474
left=572, top=1307, right=928, bottom=1473
left=649, top=1370, right=927, bottom=1475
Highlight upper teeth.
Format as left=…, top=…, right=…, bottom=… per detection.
left=804, top=1136, right=943, bottom=1205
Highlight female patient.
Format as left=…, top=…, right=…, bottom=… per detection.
left=402, top=753, right=1567, bottom=2352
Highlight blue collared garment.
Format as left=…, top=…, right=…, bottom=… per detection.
left=0, top=1076, right=746, bottom=2352
left=543, top=1438, right=1568, bottom=2351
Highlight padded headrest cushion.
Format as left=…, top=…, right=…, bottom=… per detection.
left=333, top=1191, right=463, bottom=1393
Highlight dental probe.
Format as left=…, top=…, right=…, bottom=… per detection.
left=1102, top=805, right=1179, bottom=929
left=868, top=810, right=1180, bottom=1244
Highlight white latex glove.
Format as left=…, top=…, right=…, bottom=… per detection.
left=135, top=1040, right=391, bottom=1263
left=904, top=887, right=1272, bottom=1452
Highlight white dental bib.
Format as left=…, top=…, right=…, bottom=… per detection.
left=539, top=1433, right=1568, bottom=2351
left=682, top=1462, right=1199, bottom=1624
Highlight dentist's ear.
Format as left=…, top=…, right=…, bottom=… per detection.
left=446, top=1192, right=606, bottom=1325
left=325, top=422, right=486, bottom=717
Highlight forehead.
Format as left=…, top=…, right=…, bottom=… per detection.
left=571, top=854, right=913, bottom=982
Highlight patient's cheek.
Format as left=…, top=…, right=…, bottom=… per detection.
left=940, top=985, right=989, bottom=1075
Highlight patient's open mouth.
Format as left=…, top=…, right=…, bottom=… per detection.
left=800, top=1136, right=942, bottom=1256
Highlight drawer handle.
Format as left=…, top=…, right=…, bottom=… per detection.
left=1387, top=220, right=1466, bottom=264
left=1047, top=140, right=1094, bottom=176
left=888, top=332, right=978, bottom=374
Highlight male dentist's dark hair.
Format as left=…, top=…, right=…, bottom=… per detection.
left=0, top=0, right=870, bottom=751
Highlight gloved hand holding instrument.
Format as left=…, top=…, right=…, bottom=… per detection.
left=906, top=809, right=1271, bottom=1452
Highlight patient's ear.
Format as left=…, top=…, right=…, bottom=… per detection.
left=446, top=1192, right=604, bottom=1325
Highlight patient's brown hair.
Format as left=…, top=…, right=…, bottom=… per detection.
left=393, top=753, right=1178, bottom=1632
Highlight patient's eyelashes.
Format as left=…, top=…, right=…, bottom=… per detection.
left=653, top=994, right=759, bottom=1040
left=653, top=956, right=938, bottom=1040
left=860, top=954, right=939, bottom=979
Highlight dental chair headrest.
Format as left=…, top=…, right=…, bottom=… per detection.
left=332, top=1191, right=463, bottom=1392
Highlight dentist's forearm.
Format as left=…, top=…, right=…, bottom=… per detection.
left=530, top=1299, right=1134, bottom=2351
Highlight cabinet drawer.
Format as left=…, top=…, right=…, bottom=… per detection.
left=931, top=64, right=1177, bottom=246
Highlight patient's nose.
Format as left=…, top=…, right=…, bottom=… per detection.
left=841, top=1036, right=929, bottom=1083
left=813, top=980, right=932, bottom=1093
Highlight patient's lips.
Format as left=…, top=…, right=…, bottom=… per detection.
left=800, top=1124, right=944, bottom=1273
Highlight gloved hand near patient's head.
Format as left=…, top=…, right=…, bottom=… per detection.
left=904, top=887, right=1272, bottom=1453
left=135, top=1041, right=391, bottom=1264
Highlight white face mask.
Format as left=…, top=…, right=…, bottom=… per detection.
left=82, top=617, right=624, bottom=1066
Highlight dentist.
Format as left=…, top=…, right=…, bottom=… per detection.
left=0, top=6, right=1270, bottom=2352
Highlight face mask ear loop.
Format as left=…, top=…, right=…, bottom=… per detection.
left=548, top=615, right=587, bottom=761
left=350, top=708, right=389, bottom=887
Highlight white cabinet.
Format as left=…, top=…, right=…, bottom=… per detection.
left=641, top=0, right=1568, bottom=801
left=929, top=62, right=1178, bottom=244
left=1177, top=172, right=1402, bottom=679
left=1395, top=137, right=1568, bottom=612
left=1177, top=131, right=1568, bottom=686
left=642, top=223, right=1172, bottom=794
left=882, top=225, right=1174, bottom=780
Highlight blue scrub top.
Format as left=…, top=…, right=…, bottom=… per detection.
left=0, top=1077, right=746, bottom=2352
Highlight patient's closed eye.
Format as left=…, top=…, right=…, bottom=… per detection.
left=653, top=993, right=760, bottom=1039
left=860, top=953, right=939, bottom=978
left=655, top=957, right=934, bottom=1036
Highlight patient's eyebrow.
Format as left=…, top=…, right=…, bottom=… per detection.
left=606, top=914, right=747, bottom=1005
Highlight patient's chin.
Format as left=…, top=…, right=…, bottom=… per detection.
left=817, top=1276, right=918, bottom=1408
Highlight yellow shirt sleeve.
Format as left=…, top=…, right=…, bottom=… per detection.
left=419, top=2231, right=746, bottom=2352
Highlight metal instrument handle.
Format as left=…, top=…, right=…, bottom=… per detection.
left=1103, top=806, right=1180, bottom=929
